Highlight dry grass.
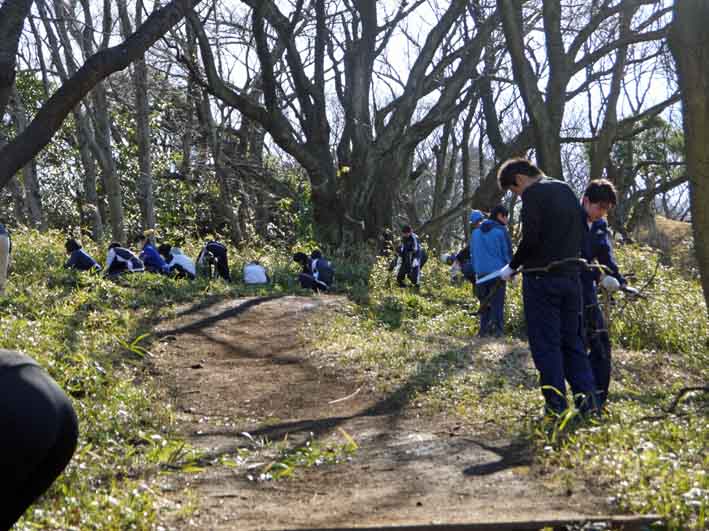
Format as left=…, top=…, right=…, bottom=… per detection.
left=632, top=215, right=696, bottom=273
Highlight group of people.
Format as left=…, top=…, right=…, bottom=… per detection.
left=62, top=234, right=274, bottom=286
left=487, top=157, right=637, bottom=416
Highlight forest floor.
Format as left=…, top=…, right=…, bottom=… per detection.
left=146, top=294, right=632, bottom=531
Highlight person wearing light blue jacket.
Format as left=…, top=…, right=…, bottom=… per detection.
left=472, top=205, right=513, bottom=336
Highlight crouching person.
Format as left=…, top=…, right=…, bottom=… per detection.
left=197, top=240, right=231, bottom=282
left=64, top=238, right=102, bottom=273
left=293, top=251, right=333, bottom=292
left=0, top=350, right=79, bottom=529
left=137, top=233, right=169, bottom=274
left=105, top=243, right=144, bottom=278
left=243, top=260, right=270, bottom=285
left=158, top=244, right=196, bottom=280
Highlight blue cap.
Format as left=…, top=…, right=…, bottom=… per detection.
left=469, top=210, right=484, bottom=224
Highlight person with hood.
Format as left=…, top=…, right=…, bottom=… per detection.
left=472, top=205, right=513, bottom=336
left=105, top=243, right=145, bottom=277
left=64, top=238, right=102, bottom=272
left=394, top=225, right=427, bottom=289
left=137, top=233, right=169, bottom=274
left=197, top=240, right=231, bottom=281
left=466, top=210, right=485, bottom=285
left=158, top=244, right=196, bottom=280
left=0, top=222, right=11, bottom=296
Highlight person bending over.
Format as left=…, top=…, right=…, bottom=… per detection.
left=158, top=244, right=196, bottom=280
left=395, top=226, right=427, bottom=289
left=197, top=240, right=231, bottom=281
left=137, top=233, right=169, bottom=274
left=105, top=243, right=145, bottom=277
left=64, top=238, right=102, bottom=273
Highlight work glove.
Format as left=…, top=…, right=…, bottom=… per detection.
left=499, top=264, right=515, bottom=281
left=622, top=285, right=640, bottom=297
left=600, top=275, right=620, bottom=292
left=412, top=258, right=420, bottom=268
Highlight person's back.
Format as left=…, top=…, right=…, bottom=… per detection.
left=472, top=219, right=512, bottom=276
left=138, top=237, right=169, bottom=274
left=243, top=261, right=269, bottom=285
left=106, top=244, right=144, bottom=276
left=64, top=239, right=101, bottom=272
left=511, top=179, right=584, bottom=272
left=198, top=240, right=230, bottom=281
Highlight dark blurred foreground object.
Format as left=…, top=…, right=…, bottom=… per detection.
left=0, top=350, right=79, bottom=530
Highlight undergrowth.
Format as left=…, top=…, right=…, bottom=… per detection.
left=310, top=243, right=708, bottom=530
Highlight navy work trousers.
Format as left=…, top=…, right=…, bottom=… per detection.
left=585, top=289, right=612, bottom=408
left=522, top=274, right=597, bottom=415
left=476, top=280, right=506, bottom=337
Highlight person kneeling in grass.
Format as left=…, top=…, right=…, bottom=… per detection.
left=105, top=243, right=145, bottom=278
left=64, top=238, right=102, bottom=273
left=158, top=244, right=196, bottom=280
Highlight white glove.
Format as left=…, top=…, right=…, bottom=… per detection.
left=623, top=285, right=640, bottom=297
left=499, top=264, right=515, bottom=281
left=600, top=275, right=620, bottom=292
left=412, top=258, right=420, bottom=268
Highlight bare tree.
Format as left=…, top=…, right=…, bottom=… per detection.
left=669, top=0, right=709, bottom=313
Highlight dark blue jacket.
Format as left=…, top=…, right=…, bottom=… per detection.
left=472, top=219, right=513, bottom=281
left=140, top=243, right=169, bottom=274
left=397, top=233, right=426, bottom=270
left=65, top=249, right=101, bottom=272
left=581, top=216, right=625, bottom=301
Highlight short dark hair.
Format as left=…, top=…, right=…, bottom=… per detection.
left=109, top=242, right=121, bottom=249
left=489, top=205, right=509, bottom=220
left=497, top=158, right=542, bottom=190
left=293, top=252, right=309, bottom=265
left=583, top=179, right=617, bottom=206
left=65, top=238, right=81, bottom=253
left=158, top=244, right=172, bottom=259
left=401, top=225, right=412, bottom=234
left=311, top=249, right=322, bottom=260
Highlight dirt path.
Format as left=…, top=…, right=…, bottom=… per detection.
left=150, top=295, right=611, bottom=530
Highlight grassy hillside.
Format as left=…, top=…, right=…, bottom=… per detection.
left=1, top=229, right=706, bottom=529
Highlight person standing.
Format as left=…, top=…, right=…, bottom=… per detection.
left=496, top=158, right=596, bottom=416
left=0, top=222, right=10, bottom=296
left=472, top=205, right=513, bottom=337
left=466, top=210, right=485, bottom=286
left=580, top=179, right=637, bottom=408
left=395, top=226, right=427, bottom=289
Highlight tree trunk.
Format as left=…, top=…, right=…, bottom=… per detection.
left=669, top=0, right=709, bottom=314
left=118, top=0, right=155, bottom=233
left=9, top=86, right=46, bottom=231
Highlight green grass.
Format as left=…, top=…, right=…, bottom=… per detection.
left=309, top=245, right=708, bottom=530
left=2, top=229, right=706, bottom=529
left=0, top=229, right=315, bottom=530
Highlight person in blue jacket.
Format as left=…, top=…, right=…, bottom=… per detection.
left=64, top=238, right=102, bottom=272
left=472, top=205, right=513, bottom=336
left=137, top=233, right=169, bottom=274
left=465, top=210, right=485, bottom=285
left=395, top=225, right=427, bottom=289
left=580, top=179, right=638, bottom=408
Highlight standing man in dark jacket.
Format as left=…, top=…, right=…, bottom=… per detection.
left=580, top=179, right=637, bottom=408
left=395, top=226, right=427, bottom=289
left=0, top=222, right=10, bottom=296
left=497, top=158, right=596, bottom=416
left=472, top=205, right=513, bottom=336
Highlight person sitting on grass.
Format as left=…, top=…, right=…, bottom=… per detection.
left=64, top=238, right=102, bottom=273
left=158, top=244, right=196, bottom=280
left=105, top=243, right=144, bottom=277
left=137, top=232, right=169, bottom=274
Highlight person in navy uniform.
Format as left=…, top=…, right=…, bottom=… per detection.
left=64, top=238, right=102, bottom=272
left=472, top=205, right=513, bottom=337
left=197, top=240, right=231, bottom=281
left=105, top=243, right=145, bottom=277
left=581, top=179, right=637, bottom=408
left=395, top=225, right=427, bottom=289
left=497, top=158, right=597, bottom=416
left=137, top=233, right=169, bottom=274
